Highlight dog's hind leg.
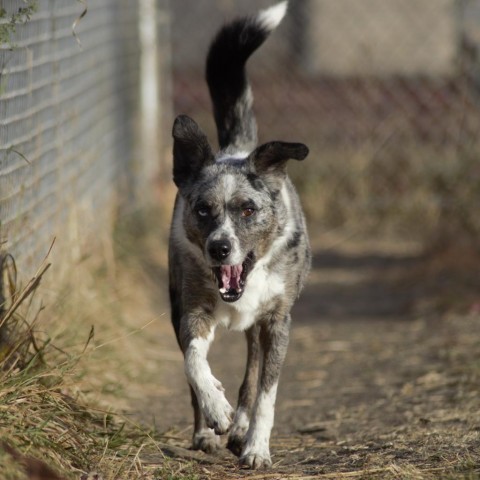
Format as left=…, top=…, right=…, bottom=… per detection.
left=227, top=324, right=261, bottom=456
left=190, top=385, right=220, bottom=453
left=239, top=313, right=291, bottom=469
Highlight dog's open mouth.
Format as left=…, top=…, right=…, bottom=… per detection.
left=212, top=252, right=255, bottom=302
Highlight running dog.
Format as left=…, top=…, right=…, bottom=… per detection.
left=169, top=1, right=310, bottom=469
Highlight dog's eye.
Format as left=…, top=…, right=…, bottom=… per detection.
left=241, top=208, right=255, bottom=218
left=197, top=207, right=209, bottom=218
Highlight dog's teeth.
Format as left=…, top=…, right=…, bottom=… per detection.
left=219, top=288, right=227, bottom=294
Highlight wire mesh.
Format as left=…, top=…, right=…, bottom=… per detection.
left=0, top=0, right=143, bottom=276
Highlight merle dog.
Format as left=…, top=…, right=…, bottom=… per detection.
left=168, top=1, right=310, bottom=469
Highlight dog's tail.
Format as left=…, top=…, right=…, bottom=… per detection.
left=206, top=2, right=287, bottom=152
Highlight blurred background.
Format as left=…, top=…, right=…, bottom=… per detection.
left=1, top=0, right=480, bottom=285
left=1, top=3, right=480, bottom=476
left=172, top=0, right=480, bottom=246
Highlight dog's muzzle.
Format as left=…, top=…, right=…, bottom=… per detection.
left=212, top=251, right=255, bottom=302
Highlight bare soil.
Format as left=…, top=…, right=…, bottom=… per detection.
left=136, top=231, right=480, bottom=479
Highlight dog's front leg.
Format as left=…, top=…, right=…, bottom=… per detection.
left=182, top=321, right=234, bottom=435
left=240, top=314, right=291, bottom=469
left=227, top=324, right=261, bottom=455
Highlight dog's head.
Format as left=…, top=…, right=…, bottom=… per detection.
left=172, top=115, right=308, bottom=303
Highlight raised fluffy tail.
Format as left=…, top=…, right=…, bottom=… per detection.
left=206, top=2, right=287, bottom=152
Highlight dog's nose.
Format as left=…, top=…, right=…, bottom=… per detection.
left=208, top=239, right=231, bottom=261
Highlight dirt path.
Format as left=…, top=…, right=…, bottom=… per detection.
left=137, top=234, right=480, bottom=479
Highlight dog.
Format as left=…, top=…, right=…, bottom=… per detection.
left=168, top=1, right=310, bottom=469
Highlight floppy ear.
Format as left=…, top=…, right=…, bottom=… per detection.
left=172, top=115, right=214, bottom=188
left=248, top=141, right=309, bottom=176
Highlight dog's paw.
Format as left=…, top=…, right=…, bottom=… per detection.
left=202, top=389, right=234, bottom=435
left=192, top=428, right=220, bottom=454
left=239, top=450, right=272, bottom=470
left=227, top=408, right=249, bottom=456
left=240, top=432, right=272, bottom=470
left=226, top=433, right=244, bottom=457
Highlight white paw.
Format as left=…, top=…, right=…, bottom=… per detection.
left=192, top=428, right=220, bottom=454
left=240, top=428, right=272, bottom=469
left=201, top=383, right=234, bottom=434
left=240, top=448, right=272, bottom=469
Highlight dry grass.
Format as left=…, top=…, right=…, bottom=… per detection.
left=0, top=213, right=197, bottom=479
left=287, top=141, right=480, bottom=243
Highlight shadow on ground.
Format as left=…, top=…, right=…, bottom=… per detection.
left=293, top=246, right=421, bottom=322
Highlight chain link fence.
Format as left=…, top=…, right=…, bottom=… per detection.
left=0, top=0, right=170, bottom=277
left=172, top=0, right=480, bottom=241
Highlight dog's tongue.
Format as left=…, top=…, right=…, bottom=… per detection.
left=220, top=264, right=243, bottom=291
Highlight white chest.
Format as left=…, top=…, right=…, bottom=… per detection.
left=213, top=265, right=285, bottom=332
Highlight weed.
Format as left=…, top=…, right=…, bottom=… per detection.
left=0, top=1, right=37, bottom=46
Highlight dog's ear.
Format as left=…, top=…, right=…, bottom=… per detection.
left=172, top=115, right=214, bottom=188
left=248, top=141, right=309, bottom=177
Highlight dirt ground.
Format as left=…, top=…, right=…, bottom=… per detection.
left=135, top=231, right=480, bottom=479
